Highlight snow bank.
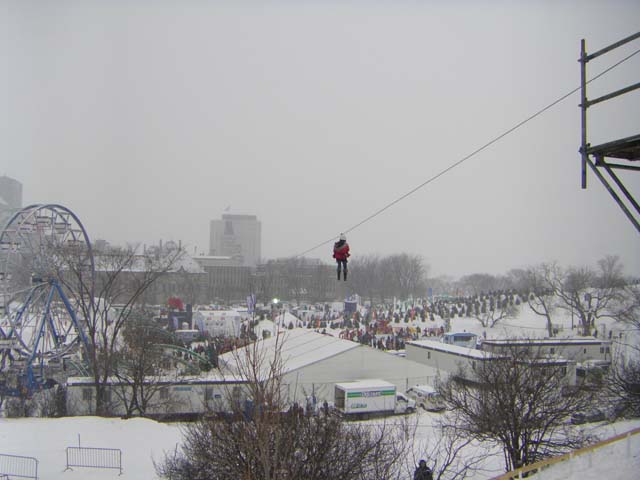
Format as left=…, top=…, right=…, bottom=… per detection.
left=0, top=416, right=183, bottom=479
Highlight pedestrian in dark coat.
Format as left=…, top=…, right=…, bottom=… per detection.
left=414, top=459, right=433, bottom=480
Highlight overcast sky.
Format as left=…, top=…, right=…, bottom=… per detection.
left=2, top=0, right=639, bottom=278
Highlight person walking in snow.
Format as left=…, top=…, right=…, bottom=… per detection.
left=333, top=233, right=350, bottom=281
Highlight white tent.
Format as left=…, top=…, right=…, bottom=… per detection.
left=218, top=329, right=438, bottom=405
left=194, top=309, right=242, bottom=337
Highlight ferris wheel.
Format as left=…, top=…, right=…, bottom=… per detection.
left=0, top=204, right=93, bottom=388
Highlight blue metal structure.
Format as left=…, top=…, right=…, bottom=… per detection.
left=0, top=204, right=94, bottom=396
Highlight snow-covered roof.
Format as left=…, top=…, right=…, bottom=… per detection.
left=335, top=379, right=395, bottom=390
left=93, top=251, right=205, bottom=274
left=66, top=370, right=245, bottom=385
left=482, top=337, right=609, bottom=346
left=407, top=384, right=437, bottom=394
left=408, top=339, right=496, bottom=360
left=172, top=254, right=206, bottom=273
left=219, top=329, right=360, bottom=378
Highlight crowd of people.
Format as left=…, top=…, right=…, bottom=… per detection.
left=164, top=292, right=523, bottom=373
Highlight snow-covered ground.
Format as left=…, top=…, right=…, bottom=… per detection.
left=1, top=304, right=638, bottom=479
left=0, top=416, right=183, bottom=479
left=0, top=412, right=638, bottom=479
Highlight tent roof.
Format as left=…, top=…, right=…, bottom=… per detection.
left=219, top=329, right=360, bottom=378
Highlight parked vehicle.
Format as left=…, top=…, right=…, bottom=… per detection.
left=334, top=380, right=415, bottom=418
left=571, top=408, right=606, bottom=425
left=406, top=384, right=445, bottom=412
left=395, top=392, right=416, bottom=414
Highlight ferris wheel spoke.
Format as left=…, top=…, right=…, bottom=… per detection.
left=0, top=204, right=94, bottom=384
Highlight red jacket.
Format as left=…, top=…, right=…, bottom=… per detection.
left=333, top=241, right=350, bottom=261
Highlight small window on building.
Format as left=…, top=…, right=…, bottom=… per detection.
left=205, top=387, right=214, bottom=401
left=550, top=348, right=555, bottom=355
left=160, top=387, right=169, bottom=400
left=82, top=388, right=93, bottom=401
left=606, top=347, right=610, bottom=353
left=427, top=352, right=431, bottom=360
left=584, top=348, right=587, bottom=354
left=472, top=361, right=476, bottom=370
left=561, top=367, right=567, bottom=376
left=600, top=347, right=604, bottom=354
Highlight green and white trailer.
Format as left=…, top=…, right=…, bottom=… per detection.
left=334, top=380, right=415, bottom=418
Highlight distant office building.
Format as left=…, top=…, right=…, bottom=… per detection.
left=209, top=214, right=261, bottom=267
left=0, top=176, right=23, bottom=226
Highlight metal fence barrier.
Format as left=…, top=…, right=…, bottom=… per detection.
left=65, top=446, right=122, bottom=474
left=0, top=453, right=39, bottom=479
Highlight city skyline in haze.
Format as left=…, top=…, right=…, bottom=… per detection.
left=2, top=1, right=639, bottom=278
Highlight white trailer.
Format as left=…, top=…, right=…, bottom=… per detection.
left=334, top=380, right=415, bottom=418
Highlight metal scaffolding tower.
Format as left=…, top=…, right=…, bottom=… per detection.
left=579, top=32, right=640, bottom=234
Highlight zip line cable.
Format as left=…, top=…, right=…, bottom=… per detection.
left=295, top=46, right=640, bottom=258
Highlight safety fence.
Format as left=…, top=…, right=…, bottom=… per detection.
left=492, top=426, right=640, bottom=480
left=0, top=453, right=38, bottom=479
left=65, top=446, right=122, bottom=474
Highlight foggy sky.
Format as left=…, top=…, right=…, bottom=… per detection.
left=2, top=0, right=639, bottom=278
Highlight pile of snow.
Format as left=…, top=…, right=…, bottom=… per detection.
left=0, top=416, right=183, bottom=479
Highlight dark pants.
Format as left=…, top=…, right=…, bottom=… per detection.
left=336, top=260, right=347, bottom=279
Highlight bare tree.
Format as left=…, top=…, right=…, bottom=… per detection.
left=349, top=254, right=383, bottom=304
left=458, top=274, right=502, bottom=297
left=60, top=243, right=183, bottom=415
left=518, top=263, right=560, bottom=337
left=386, top=253, right=429, bottom=300
left=426, top=275, right=456, bottom=299
left=438, top=345, right=593, bottom=473
left=280, top=257, right=307, bottom=305
left=551, top=256, right=627, bottom=336
left=157, top=332, right=408, bottom=480
left=112, top=314, right=178, bottom=417
left=616, top=282, right=640, bottom=331
left=606, top=350, right=640, bottom=418
left=606, top=284, right=640, bottom=418
left=307, top=263, right=333, bottom=303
